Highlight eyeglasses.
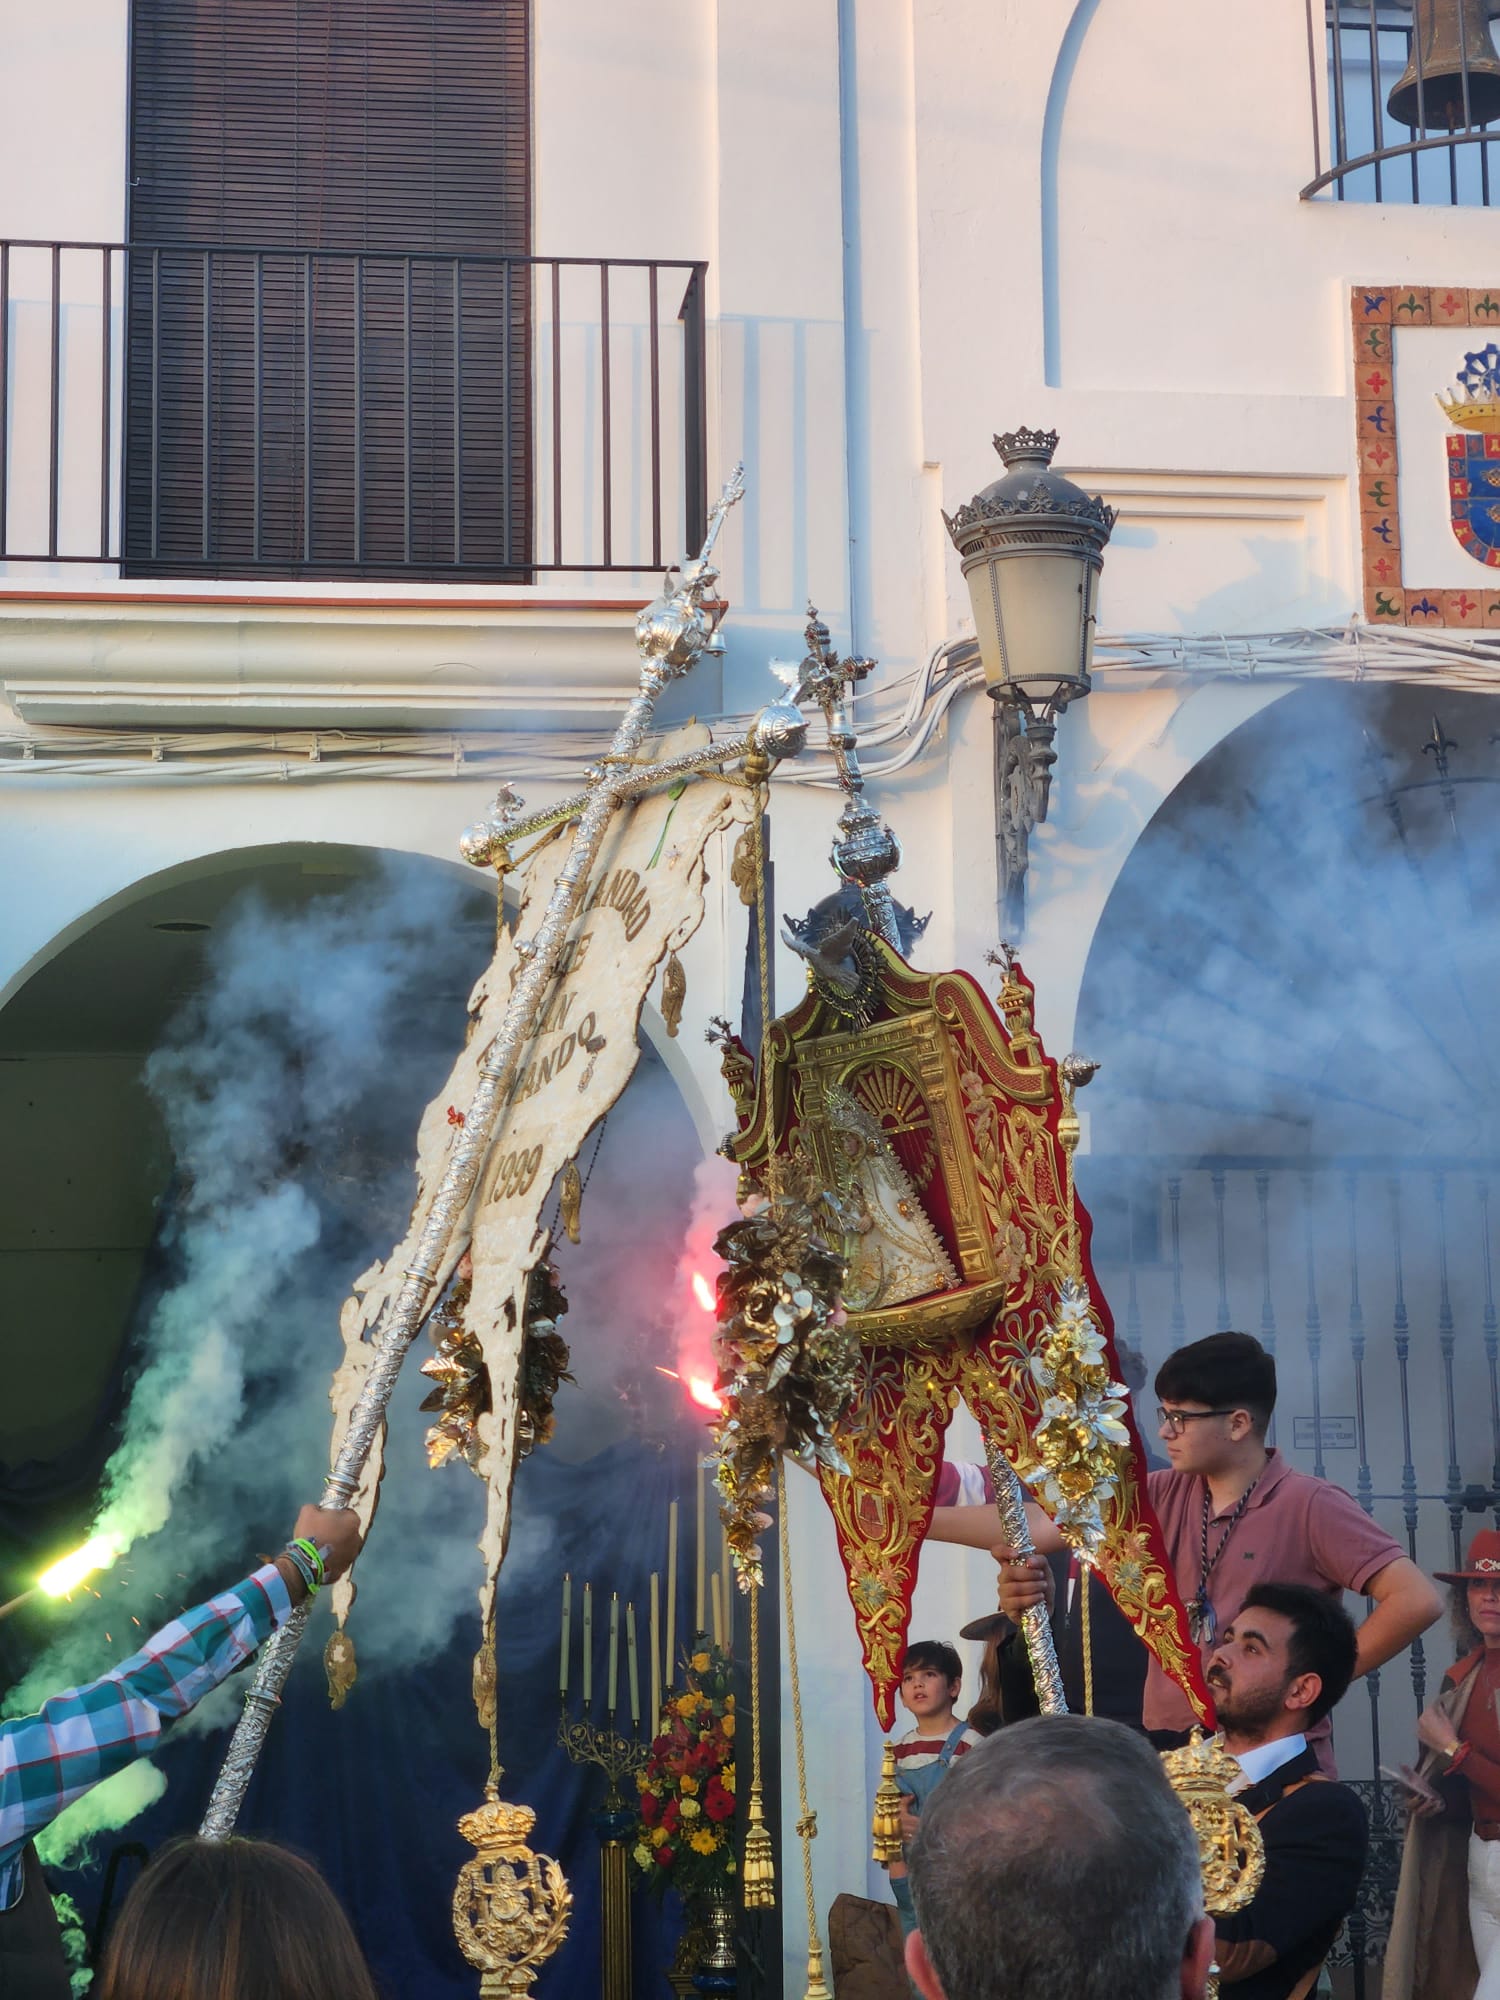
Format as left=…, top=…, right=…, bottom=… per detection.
left=1156, top=1406, right=1238, bottom=1436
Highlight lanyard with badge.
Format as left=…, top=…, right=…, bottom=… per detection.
left=1189, top=1471, right=1264, bottom=1646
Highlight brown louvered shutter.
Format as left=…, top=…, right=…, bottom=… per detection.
left=124, top=0, right=531, bottom=580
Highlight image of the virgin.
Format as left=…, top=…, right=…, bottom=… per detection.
left=823, top=1083, right=958, bottom=1312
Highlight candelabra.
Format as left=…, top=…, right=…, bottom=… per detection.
left=557, top=1697, right=649, bottom=2000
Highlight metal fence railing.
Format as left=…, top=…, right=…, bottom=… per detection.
left=1083, top=1154, right=1500, bottom=1990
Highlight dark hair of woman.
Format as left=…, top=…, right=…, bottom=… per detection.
left=966, top=1635, right=1005, bottom=1738
left=1453, top=1580, right=1484, bottom=1657
left=94, top=1836, right=381, bottom=2000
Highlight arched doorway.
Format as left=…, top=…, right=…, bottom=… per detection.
left=0, top=839, right=723, bottom=1996
left=1074, top=677, right=1500, bottom=1986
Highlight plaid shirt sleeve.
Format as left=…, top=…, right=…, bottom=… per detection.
left=0, top=1562, right=292, bottom=1909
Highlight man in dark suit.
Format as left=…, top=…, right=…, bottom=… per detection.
left=1205, top=1582, right=1368, bottom=2000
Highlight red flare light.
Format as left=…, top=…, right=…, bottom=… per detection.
left=691, top=1271, right=716, bottom=1314
left=688, top=1376, right=723, bottom=1413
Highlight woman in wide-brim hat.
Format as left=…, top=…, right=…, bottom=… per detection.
left=1385, top=1528, right=1500, bottom=2000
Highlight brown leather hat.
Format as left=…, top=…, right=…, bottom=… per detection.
left=958, top=1610, right=1013, bottom=1644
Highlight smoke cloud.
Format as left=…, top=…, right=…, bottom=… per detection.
left=1069, top=679, right=1500, bottom=1780
left=4, top=856, right=560, bottom=1848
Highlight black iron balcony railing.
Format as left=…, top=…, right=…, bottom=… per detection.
left=0, top=241, right=708, bottom=581
left=1304, top=1, right=1500, bottom=205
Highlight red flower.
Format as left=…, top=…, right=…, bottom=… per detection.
left=662, top=1799, right=681, bottom=1834
left=704, top=1779, right=735, bottom=1823
left=639, top=1790, right=658, bottom=1825
left=656, top=1845, right=675, bottom=1868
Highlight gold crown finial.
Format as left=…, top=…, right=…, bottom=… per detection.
left=1158, top=1731, right=1266, bottom=1919
left=452, top=1787, right=571, bottom=1997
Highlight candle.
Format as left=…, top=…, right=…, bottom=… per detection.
left=722, top=1513, right=732, bottom=1608
left=608, top=1591, right=620, bottom=1713
left=711, top=1571, right=724, bottom=1651
left=696, top=1464, right=706, bottom=1637
left=560, top=1572, right=572, bottom=1697
left=582, top=1582, right=593, bottom=1707
left=666, top=1501, right=678, bottom=1688
left=626, top=1601, right=641, bottom=1729
left=649, top=1572, right=661, bottom=1717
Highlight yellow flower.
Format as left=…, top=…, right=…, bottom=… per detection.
left=721, top=1714, right=736, bottom=1739
left=680, top=1797, right=701, bottom=1819
left=690, top=1651, right=711, bottom=1674
left=650, top=1826, right=667, bottom=1847
left=724, top=1694, right=735, bottom=1710
left=721, top=1766, right=736, bottom=1793
left=675, top=1693, right=698, bottom=1718
left=689, top=1829, right=718, bottom=1854
left=680, top=1774, right=699, bottom=1795
left=633, top=1844, right=653, bottom=1869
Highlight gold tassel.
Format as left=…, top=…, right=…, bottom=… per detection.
left=742, top=1780, right=776, bottom=1909
left=803, top=1938, right=833, bottom=2000
left=870, top=1741, right=903, bottom=1864
left=559, top=1158, right=583, bottom=1245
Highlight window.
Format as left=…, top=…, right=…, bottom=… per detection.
left=125, top=0, right=531, bottom=578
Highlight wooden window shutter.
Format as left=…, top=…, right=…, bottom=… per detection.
left=124, top=0, right=532, bottom=580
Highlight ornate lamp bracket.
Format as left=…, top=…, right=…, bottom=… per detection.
left=991, top=687, right=1070, bottom=935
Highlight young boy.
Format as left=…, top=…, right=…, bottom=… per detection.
left=928, top=1331, right=1441, bottom=1772
left=883, top=1639, right=983, bottom=1937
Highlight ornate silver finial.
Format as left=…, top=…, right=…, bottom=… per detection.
left=460, top=785, right=526, bottom=870
left=1059, top=1053, right=1101, bottom=1093
left=778, top=604, right=903, bottom=949
left=633, top=463, right=747, bottom=691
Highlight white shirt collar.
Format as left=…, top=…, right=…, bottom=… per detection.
left=1227, top=1733, right=1306, bottom=1792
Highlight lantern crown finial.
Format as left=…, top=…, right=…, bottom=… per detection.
left=994, top=426, right=1059, bottom=467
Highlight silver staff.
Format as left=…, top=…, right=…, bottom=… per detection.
left=202, top=467, right=803, bottom=1836
left=981, top=1431, right=1067, bottom=1715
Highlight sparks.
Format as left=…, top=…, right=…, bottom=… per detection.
left=690, top=1271, right=716, bottom=1314
left=688, top=1376, right=723, bottom=1413
left=655, top=1365, right=681, bottom=1381
left=39, top=1535, right=123, bottom=1599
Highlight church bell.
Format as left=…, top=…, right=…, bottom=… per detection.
left=1387, top=0, right=1500, bottom=131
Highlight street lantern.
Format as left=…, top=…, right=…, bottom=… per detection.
left=944, top=428, right=1115, bottom=934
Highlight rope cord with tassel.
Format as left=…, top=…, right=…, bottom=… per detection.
left=778, top=1456, right=832, bottom=2000
left=742, top=1575, right=776, bottom=1907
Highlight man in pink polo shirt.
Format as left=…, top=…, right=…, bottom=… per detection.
left=929, top=1331, right=1442, bottom=1771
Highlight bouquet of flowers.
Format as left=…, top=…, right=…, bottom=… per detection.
left=631, top=1636, right=737, bottom=1898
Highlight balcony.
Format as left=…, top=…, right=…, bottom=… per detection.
left=0, top=241, right=708, bottom=582
left=1305, top=1, right=1500, bottom=205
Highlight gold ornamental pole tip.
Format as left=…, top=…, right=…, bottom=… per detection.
left=452, top=1791, right=572, bottom=1997
left=1158, top=1730, right=1266, bottom=1918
